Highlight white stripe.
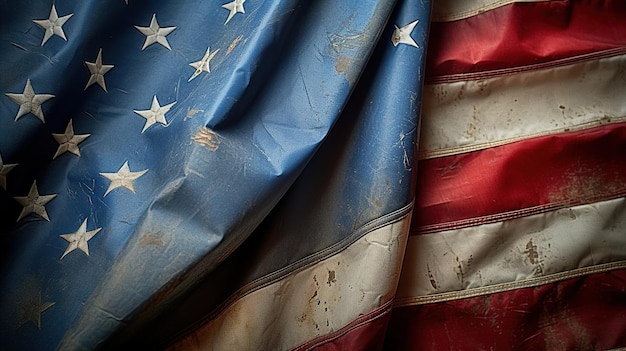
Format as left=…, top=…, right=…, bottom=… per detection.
left=420, top=54, right=626, bottom=159
left=395, top=261, right=626, bottom=307
left=169, top=214, right=411, bottom=351
left=432, top=0, right=549, bottom=22
left=396, top=197, right=626, bottom=305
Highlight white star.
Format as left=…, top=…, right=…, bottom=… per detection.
left=32, top=4, right=73, bottom=46
left=133, top=96, right=176, bottom=133
left=188, top=47, right=219, bottom=81
left=135, top=14, right=176, bottom=50
left=14, top=181, right=57, bottom=222
left=17, top=290, right=55, bottom=330
left=222, top=0, right=245, bottom=25
left=5, top=79, right=55, bottom=123
left=0, top=154, right=18, bottom=190
left=52, top=119, right=90, bottom=159
left=59, top=219, right=102, bottom=259
left=100, top=161, right=148, bottom=196
left=85, top=48, right=114, bottom=92
left=392, top=20, right=419, bottom=48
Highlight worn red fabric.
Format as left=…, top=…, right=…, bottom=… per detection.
left=426, top=0, right=626, bottom=79
left=412, top=123, right=626, bottom=233
left=385, top=269, right=626, bottom=350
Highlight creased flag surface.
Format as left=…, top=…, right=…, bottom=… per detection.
left=2, top=0, right=626, bottom=350
left=385, top=0, right=626, bottom=350
left=0, top=0, right=430, bottom=350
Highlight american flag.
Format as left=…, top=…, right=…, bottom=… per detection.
left=1, top=0, right=428, bottom=349
left=387, top=0, right=626, bottom=349
left=1, top=0, right=626, bottom=350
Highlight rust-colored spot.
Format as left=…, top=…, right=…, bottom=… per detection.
left=296, top=313, right=307, bottom=323
left=456, top=84, right=465, bottom=101
left=426, top=263, right=438, bottom=289
left=327, top=270, right=336, bottom=287
left=467, top=254, right=474, bottom=268
left=435, top=85, right=449, bottom=103
left=185, top=108, right=204, bottom=120
left=547, top=162, right=626, bottom=206
left=335, top=57, right=350, bottom=74
left=139, top=233, right=164, bottom=247
left=525, top=240, right=539, bottom=264
left=524, top=239, right=539, bottom=265
left=476, top=80, right=487, bottom=94
left=370, top=198, right=382, bottom=207
left=298, top=274, right=321, bottom=326
left=464, top=106, right=481, bottom=140
left=454, top=256, right=464, bottom=285
left=192, top=127, right=220, bottom=151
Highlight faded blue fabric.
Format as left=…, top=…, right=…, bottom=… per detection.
left=0, top=0, right=430, bottom=349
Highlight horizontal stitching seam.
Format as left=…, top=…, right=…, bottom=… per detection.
left=394, top=261, right=626, bottom=307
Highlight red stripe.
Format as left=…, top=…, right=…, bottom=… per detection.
left=426, top=0, right=626, bottom=79
left=411, top=123, right=626, bottom=233
left=294, top=301, right=392, bottom=351
left=384, top=269, right=626, bottom=350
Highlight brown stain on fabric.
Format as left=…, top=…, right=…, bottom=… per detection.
left=524, top=240, right=539, bottom=265
left=192, top=127, right=220, bottom=151
left=524, top=239, right=544, bottom=274
left=298, top=275, right=320, bottom=325
left=139, top=233, right=164, bottom=247
left=327, top=270, right=336, bottom=287
left=426, top=263, right=438, bottom=289
left=185, top=108, right=204, bottom=120
left=547, top=163, right=626, bottom=206
left=334, top=57, right=351, bottom=74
